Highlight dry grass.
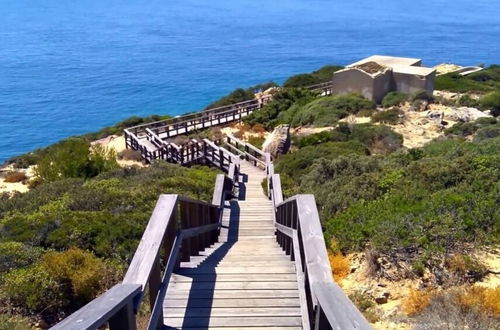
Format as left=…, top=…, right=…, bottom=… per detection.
left=3, top=171, right=28, bottom=183
left=410, top=286, right=500, bottom=330
left=251, top=123, right=266, bottom=134
left=328, top=251, right=350, bottom=282
left=456, top=286, right=500, bottom=316
left=402, top=289, right=433, bottom=316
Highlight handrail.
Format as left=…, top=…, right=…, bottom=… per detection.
left=268, top=166, right=371, bottom=329
left=51, top=169, right=238, bottom=330
left=225, top=134, right=267, bottom=168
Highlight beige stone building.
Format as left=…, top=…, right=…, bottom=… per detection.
left=332, top=55, right=436, bottom=103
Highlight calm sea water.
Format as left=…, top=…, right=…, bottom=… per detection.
left=1, top=0, right=499, bottom=162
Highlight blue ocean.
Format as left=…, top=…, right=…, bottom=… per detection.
left=1, top=0, right=499, bottom=162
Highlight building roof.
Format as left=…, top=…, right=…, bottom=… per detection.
left=348, top=55, right=422, bottom=68
left=391, top=64, right=435, bottom=76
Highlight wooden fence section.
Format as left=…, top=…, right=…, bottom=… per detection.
left=265, top=158, right=372, bottom=330
left=51, top=171, right=237, bottom=330
left=124, top=81, right=334, bottom=164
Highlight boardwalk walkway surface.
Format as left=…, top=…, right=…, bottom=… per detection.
left=164, top=161, right=302, bottom=329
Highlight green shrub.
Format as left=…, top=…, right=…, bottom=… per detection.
left=283, top=65, right=343, bottom=88
left=0, top=242, right=43, bottom=272
left=275, top=141, right=368, bottom=179
left=474, top=125, right=500, bottom=141
left=435, top=66, right=500, bottom=93
left=480, top=90, right=500, bottom=116
left=0, top=314, right=35, bottom=330
left=371, top=108, right=403, bottom=124
left=42, top=248, right=107, bottom=304
left=244, top=88, right=318, bottom=129
left=457, top=94, right=480, bottom=107
left=247, top=136, right=265, bottom=149
left=445, top=117, right=498, bottom=137
left=1, top=264, right=66, bottom=312
left=34, top=138, right=118, bottom=182
left=205, top=82, right=277, bottom=110
left=279, top=94, right=375, bottom=127
left=382, top=92, right=407, bottom=108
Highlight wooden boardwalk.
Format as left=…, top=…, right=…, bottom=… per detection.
left=163, top=161, right=302, bottom=329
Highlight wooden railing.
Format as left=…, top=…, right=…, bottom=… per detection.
left=265, top=157, right=372, bottom=330
left=51, top=171, right=237, bottom=330
left=225, top=134, right=268, bottom=168
left=124, top=80, right=334, bottom=163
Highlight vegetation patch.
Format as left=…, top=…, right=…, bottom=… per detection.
left=371, top=108, right=403, bottom=125
left=0, top=162, right=218, bottom=324
left=435, top=65, right=500, bottom=93
left=278, top=94, right=375, bottom=127
left=382, top=91, right=407, bottom=108
left=283, top=65, right=343, bottom=88
left=205, top=82, right=277, bottom=109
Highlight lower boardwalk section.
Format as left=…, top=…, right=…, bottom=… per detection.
left=163, top=162, right=302, bottom=329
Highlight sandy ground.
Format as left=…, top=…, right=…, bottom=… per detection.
left=0, top=165, right=34, bottom=194
left=91, top=135, right=144, bottom=167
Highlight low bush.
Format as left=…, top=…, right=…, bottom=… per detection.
left=247, top=136, right=265, bottom=149
left=0, top=242, right=43, bottom=272
left=382, top=92, right=407, bottom=108
left=1, top=264, right=66, bottom=313
left=480, top=90, right=500, bottom=116
left=457, top=94, right=480, bottom=107
left=34, top=138, right=118, bottom=182
left=435, top=67, right=500, bottom=93
left=0, top=314, right=35, bottom=330
left=283, top=65, right=343, bottom=88
left=278, top=94, right=375, bottom=127
left=3, top=171, right=28, bottom=183
left=244, top=88, right=318, bottom=129
left=43, top=248, right=107, bottom=304
left=371, top=108, right=403, bottom=124
left=474, top=125, right=500, bottom=141
left=445, top=117, right=498, bottom=137
left=348, top=290, right=381, bottom=323
left=205, top=82, right=277, bottom=110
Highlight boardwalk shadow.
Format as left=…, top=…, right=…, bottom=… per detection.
left=164, top=181, right=243, bottom=329
left=237, top=173, right=247, bottom=200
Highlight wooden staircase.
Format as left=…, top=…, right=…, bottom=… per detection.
left=163, top=161, right=303, bottom=329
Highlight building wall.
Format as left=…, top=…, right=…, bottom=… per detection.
left=372, top=71, right=393, bottom=103
left=392, top=72, right=435, bottom=96
left=332, top=69, right=376, bottom=101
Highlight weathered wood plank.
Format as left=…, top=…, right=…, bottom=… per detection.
left=164, top=298, right=301, bottom=308
left=163, top=306, right=301, bottom=317
left=313, top=282, right=372, bottom=330
left=167, top=281, right=298, bottom=290
left=123, top=194, right=177, bottom=287
left=165, top=289, right=300, bottom=299
left=163, top=316, right=302, bottom=327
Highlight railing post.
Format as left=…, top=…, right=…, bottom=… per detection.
left=148, top=257, right=162, bottom=314
left=108, top=301, right=136, bottom=330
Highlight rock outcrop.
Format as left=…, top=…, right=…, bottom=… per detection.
left=262, top=125, right=291, bottom=158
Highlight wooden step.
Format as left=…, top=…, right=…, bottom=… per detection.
left=163, top=306, right=300, bottom=317
left=163, top=316, right=302, bottom=328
